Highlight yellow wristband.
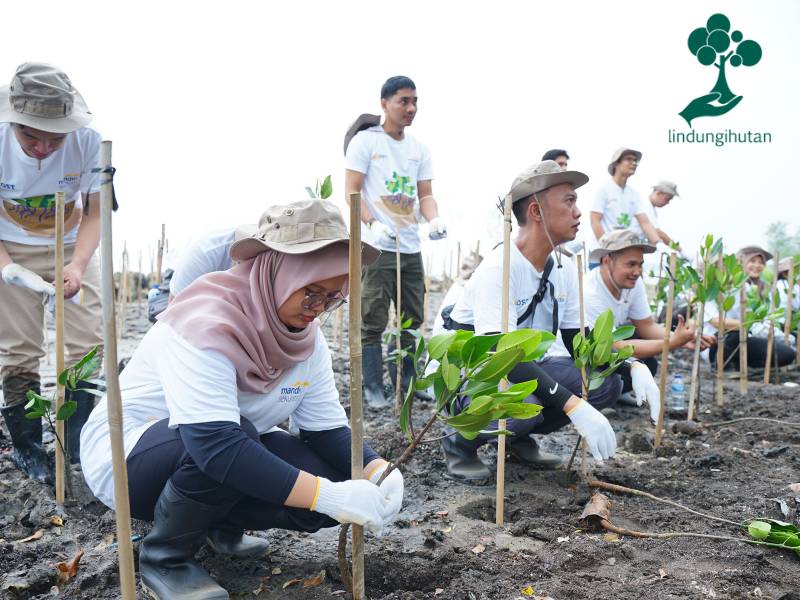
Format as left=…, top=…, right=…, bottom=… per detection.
left=364, top=460, right=389, bottom=482
left=565, top=398, right=586, bottom=417
left=309, top=477, right=322, bottom=511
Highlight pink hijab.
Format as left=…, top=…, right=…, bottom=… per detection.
left=158, top=243, right=350, bottom=393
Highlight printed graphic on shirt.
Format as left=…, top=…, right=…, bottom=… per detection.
left=2, top=194, right=76, bottom=234
left=375, top=171, right=418, bottom=230
left=616, top=212, right=632, bottom=228
left=279, top=379, right=310, bottom=403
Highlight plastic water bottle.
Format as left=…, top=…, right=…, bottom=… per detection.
left=670, top=373, right=687, bottom=411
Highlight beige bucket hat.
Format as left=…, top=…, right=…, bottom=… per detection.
left=0, top=63, right=92, bottom=133
left=343, top=113, right=381, bottom=155
left=590, top=229, right=657, bottom=262
left=653, top=180, right=680, bottom=197
left=607, top=147, right=642, bottom=175
left=230, top=199, right=380, bottom=264
left=507, top=160, right=589, bottom=203
left=737, top=245, right=773, bottom=264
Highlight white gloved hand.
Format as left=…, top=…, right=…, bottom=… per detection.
left=367, top=220, right=397, bottom=242
left=2, top=263, right=56, bottom=296
left=630, top=361, right=661, bottom=424
left=312, top=477, right=390, bottom=536
left=566, top=398, right=617, bottom=461
left=367, top=462, right=404, bottom=526
left=428, top=217, right=447, bottom=240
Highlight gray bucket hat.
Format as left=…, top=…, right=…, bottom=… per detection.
left=736, top=245, right=773, bottom=264
left=590, top=229, right=657, bottom=262
left=0, top=63, right=92, bottom=133
left=653, top=180, right=679, bottom=197
left=507, top=160, right=589, bottom=203
left=343, top=113, right=381, bottom=156
left=229, top=199, right=380, bottom=264
left=608, top=147, right=642, bottom=175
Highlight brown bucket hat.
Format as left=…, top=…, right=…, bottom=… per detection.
left=590, top=229, right=657, bottom=262
left=608, top=147, right=642, bottom=175
left=507, top=160, right=589, bottom=203
left=343, top=113, right=381, bottom=155
left=229, top=199, right=380, bottom=264
left=0, top=62, right=92, bottom=133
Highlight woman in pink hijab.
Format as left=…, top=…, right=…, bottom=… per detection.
left=80, top=200, right=404, bottom=600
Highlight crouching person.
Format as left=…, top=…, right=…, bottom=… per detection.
left=80, top=201, right=402, bottom=600
left=440, top=161, right=621, bottom=482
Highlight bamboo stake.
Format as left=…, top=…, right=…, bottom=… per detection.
left=475, top=240, right=480, bottom=258
left=394, top=231, right=402, bottom=414
left=137, top=250, right=143, bottom=317
left=117, top=246, right=129, bottom=341
left=98, top=142, right=137, bottom=600
left=54, top=191, right=66, bottom=504
left=763, top=253, right=779, bottom=384
left=156, top=224, right=165, bottom=285
left=576, top=254, right=589, bottom=478
left=715, top=254, right=725, bottom=407
left=655, top=252, right=676, bottom=448
left=783, top=258, right=794, bottom=344
left=687, top=298, right=704, bottom=421
left=456, top=241, right=461, bottom=279
left=347, top=193, right=365, bottom=599
left=332, top=308, right=343, bottom=351
left=496, top=194, right=512, bottom=526
left=738, top=284, right=747, bottom=396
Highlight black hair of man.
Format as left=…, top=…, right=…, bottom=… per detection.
left=512, top=194, right=535, bottom=226
left=381, top=76, right=416, bottom=100
left=541, top=149, right=570, bottom=162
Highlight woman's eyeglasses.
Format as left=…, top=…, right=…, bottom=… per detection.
left=302, top=289, right=347, bottom=313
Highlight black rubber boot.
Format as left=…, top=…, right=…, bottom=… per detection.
left=65, top=382, right=98, bottom=465
left=508, top=434, right=563, bottom=468
left=441, top=434, right=490, bottom=482
left=388, top=353, right=433, bottom=402
left=206, top=527, right=269, bottom=558
left=1, top=375, right=52, bottom=484
left=139, top=480, right=231, bottom=600
left=362, top=345, right=389, bottom=408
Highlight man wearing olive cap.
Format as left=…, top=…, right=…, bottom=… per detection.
left=0, top=63, right=103, bottom=483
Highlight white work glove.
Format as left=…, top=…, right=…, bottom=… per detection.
left=2, top=263, right=55, bottom=296
left=428, top=217, right=447, bottom=240
left=630, top=361, right=661, bottom=424
left=367, top=462, right=404, bottom=526
left=566, top=398, right=617, bottom=461
left=312, top=477, right=390, bottom=536
left=367, top=220, right=396, bottom=242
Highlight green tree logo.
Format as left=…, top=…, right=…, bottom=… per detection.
left=679, top=13, right=762, bottom=126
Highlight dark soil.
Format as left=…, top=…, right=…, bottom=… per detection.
left=1, top=298, right=799, bottom=599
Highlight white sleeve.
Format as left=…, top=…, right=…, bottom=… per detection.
left=289, top=334, right=348, bottom=432
left=158, top=334, right=240, bottom=427
left=628, top=279, right=652, bottom=321
left=418, top=142, right=434, bottom=182
left=591, top=186, right=607, bottom=212
left=344, top=132, right=371, bottom=174
left=472, top=264, right=512, bottom=334
left=171, top=235, right=231, bottom=295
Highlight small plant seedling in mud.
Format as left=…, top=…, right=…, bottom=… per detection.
left=747, top=520, right=800, bottom=556
left=305, top=175, right=333, bottom=200
left=743, top=285, right=785, bottom=336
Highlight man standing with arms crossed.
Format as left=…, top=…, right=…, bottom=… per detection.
left=0, top=63, right=103, bottom=482
left=345, top=76, right=447, bottom=407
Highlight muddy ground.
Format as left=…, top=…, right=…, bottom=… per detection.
left=1, top=295, right=799, bottom=599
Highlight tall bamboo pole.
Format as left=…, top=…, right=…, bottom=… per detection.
left=495, top=194, right=512, bottom=526
left=655, top=253, right=676, bottom=448
left=348, top=193, right=365, bottom=599
left=456, top=241, right=461, bottom=279
left=54, top=191, right=66, bottom=503
left=98, top=142, right=137, bottom=600
left=687, top=299, right=704, bottom=421
left=117, top=245, right=129, bottom=341
left=763, top=253, right=780, bottom=384
left=738, top=284, right=748, bottom=396
left=715, top=254, right=726, bottom=407
left=394, top=231, right=402, bottom=414
left=156, top=224, right=165, bottom=285
left=137, top=250, right=143, bottom=317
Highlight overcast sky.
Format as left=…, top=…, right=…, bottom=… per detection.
left=3, top=0, right=798, bottom=275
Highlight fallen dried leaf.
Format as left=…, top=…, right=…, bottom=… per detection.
left=282, top=578, right=302, bottom=589
left=18, top=529, right=44, bottom=543
left=521, top=586, right=535, bottom=597
left=94, top=534, right=115, bottom=550
left=56, top=550, right=84, bottom=584
left=49, top=516, right=64, bottom=527
left=303, top=570, right=325, bottom=588
left=579, top=492, right=612, bottom=530
left=471, top=544, right=485, bottom=554
left=271, top=567, right=282, bottom=575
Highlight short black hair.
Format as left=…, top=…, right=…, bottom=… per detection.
left=381, top=76, right=416, bottom=100
left=542, top=149, right=569, bottom=161
left=512, top=194, right=535, bottom=225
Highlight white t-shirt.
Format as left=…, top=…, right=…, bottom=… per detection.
left=449, top=243, right=580, bottom=357
left=170, top=228, right=236, bottom=296
left=80, top=321, right=347, bottom=509
left=590, top=179, right=645, bottom=247
left=345, top=126, right=433, bottom=254
left=0, top=124, right=101, bottom=245
left=583, top=267, right=652, bottom=328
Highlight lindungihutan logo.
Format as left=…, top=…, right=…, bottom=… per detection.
left=679, top=13, right=762, bottom=126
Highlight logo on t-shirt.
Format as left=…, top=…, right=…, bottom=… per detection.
left=374, top=171, right=417, bottom=230
left=279, top=380, right=310, bottom=402
left=1, top=194, right=76, bottom=234
left=0, top=182, right=15, bottom=191
left=58, top=173, right=80, bottom=185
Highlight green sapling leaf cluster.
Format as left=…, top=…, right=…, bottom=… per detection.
left=571, top=309, right=634, bottom=392
left=305, top=175, right=334, bottom=200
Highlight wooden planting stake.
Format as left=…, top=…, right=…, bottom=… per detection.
left=687, top=295, right=704, bottom=421
left=576, top=254, right=589, bottom=478
left=156, top=224, right=165, bottom=284
left=347, top=193, right=365, bottom=600
left=98, top=142, right=137, bottom=600
left=738, top=284, right=748, bottom=396
left=783, top=258, right=794, bottom=345
left=456, top=241, right=461, bottom=279
left=496, top=194, right=512, bottom=526
left=715, top=254, right=725, bottom=407
left=54, top=191, right=66, bottom=504
left=137, top=250, right=143, bottom=316
left=394, top=230, right=402, bottom=415
left=763, top=253, right=780, bottom=384
left=118, top=245, right=129, bottom=341
left=655, top=252, right=676, bottom=448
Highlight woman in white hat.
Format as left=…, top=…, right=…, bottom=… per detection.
left=80, top=200, right=403, bottom=600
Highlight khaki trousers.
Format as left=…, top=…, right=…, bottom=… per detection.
left=0, top=241, right=103, bottom=387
